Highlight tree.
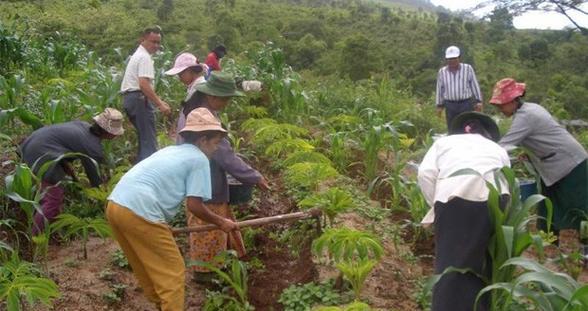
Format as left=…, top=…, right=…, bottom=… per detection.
left=475, top=1, right=588, bottom=35
left=157, top=0, right=174, bottom=21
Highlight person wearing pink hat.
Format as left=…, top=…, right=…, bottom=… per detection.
left=164, top=52, right=208, bottom=144
left=107, top=108, right=238, bottom=311
left=490, top=78, right=588, bottom=236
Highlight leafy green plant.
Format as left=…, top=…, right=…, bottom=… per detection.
left=189, top=251, right=253, bottom=311
left=0, top=252, right=60, bottom=311
left=265, top=138, right=314, bottom=160
left=278, top=280, right=344, bottom=311
left=312, top=228, right=384, bottom=263
left=242, top=118, right=308, bottom=150
left=102, top=283, right=127, bottom=305
left=299, top=187, right=355, bottom=227
left=401, top=181, right=432, bottom=244
left=111, top=249, right=130, bottom=270
left=314, top=300, right=373, bottom=311
left=475, top=257, right=588, bottom=311
left=50, top=213, right=111, bottom=259
left=284, top=162, right=338, bottom=197
left=430, top=167, right=554, bottom=310
left=281, top=150, right=333, bottom=168
left=335, top=259, right=378, bottom=301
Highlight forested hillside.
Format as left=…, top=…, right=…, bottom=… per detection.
left=1, top=0, right=587, bottom=118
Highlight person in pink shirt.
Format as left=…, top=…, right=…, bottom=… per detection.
left=205, top=45, right=226, bottom=77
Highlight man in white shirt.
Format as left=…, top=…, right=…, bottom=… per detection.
left=435, top=46, right=483, bottom=129
left=121, top=26, right=171, bottom=162
left=418, top=112, right=510, bottom=311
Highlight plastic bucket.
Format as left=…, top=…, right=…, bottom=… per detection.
left=227, top=174, right=253, bottom=205
left=519, top=180, right=537, bottom=201
left=229, top=184, right=253, bottom=205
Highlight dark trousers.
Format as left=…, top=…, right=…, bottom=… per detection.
left=444, top=98, right=477, bottom=129
left=123, top=92, right=157, bottom=163
left=433, top=197, right=497, bottom=311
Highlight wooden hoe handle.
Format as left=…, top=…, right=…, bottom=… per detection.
left=171, top=209, right=322, bottom=235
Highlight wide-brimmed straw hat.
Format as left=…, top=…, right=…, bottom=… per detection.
left=93, top=108, right=124, bottom=136
left=179, top=108, right=227, bottom=133
left=449, top=111, right=500, bottom=142
left=195, top=72, right=244, bottom=97
left=164, top=52, right=203, bottom=76
left=489, top=78, right=526, bottom=105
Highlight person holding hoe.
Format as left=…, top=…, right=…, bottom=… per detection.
left=106, top=108, right=238, bottom=311
left=418, top=111, right=510, bottom=311
left=20, top=108, right=125, bottom=235
left=489, top=78, right=588, bottom=237
left=163, top=68, right=270, bottom=283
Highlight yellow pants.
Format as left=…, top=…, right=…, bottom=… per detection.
left=187, top=202, right=246, bottom=272
left=106, top=201, right=185, bottom=311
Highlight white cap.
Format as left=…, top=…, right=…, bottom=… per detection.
left=445, top=46, right=460, bottom=59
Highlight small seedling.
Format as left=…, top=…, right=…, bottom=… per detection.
left=111, top=249, right=130, bottom=270
left=102, top=283, right=127, bottom=305
left=99, top=268, right=115, bottom=281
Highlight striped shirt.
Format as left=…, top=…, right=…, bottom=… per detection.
left=435, top=63, right=482, bottom=107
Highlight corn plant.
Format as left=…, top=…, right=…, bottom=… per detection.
left=4, top=153, right=99, bottom=236
left=475, top=257, right=588, bottom=311
left=50, top=214, right=111, bottom=260
left=189, top=251, right=253, bottom=311
left=299, top=187, right=354, bottom=227
left=4, top=163, right=42, bottom=235
left=438, top=166, right=554, bottom=310
left=359, top=125, right=392, bottom=183
left=327, top=132, right=351, bottom=173
left=0, top=252, right=60, bottom=311
left=401, top=181, right=432, bottom=244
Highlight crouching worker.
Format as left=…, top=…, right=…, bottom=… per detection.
left=418, top=112, right=510, bottom=311
left=106, top=107, right=238, bottom=311
left=19, top=108, right=124, bottom=235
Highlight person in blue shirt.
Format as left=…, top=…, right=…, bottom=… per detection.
left=106, top=108, right=238, bottom=311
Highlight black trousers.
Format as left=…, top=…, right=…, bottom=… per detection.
left=432, top=196, right=507, bottom=311
left=123, top=92, right=157, bottom=163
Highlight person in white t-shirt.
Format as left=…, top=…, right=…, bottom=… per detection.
left=418, top=112, right=510, bottom=311
left=121, top=26, right=171, bottom=163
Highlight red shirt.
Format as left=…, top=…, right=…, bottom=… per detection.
left=205, top=52, right=221, bottom=71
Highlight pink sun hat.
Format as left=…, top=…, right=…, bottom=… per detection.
left=489, top=78, right=526, bottom=105
left=164, top=52, right=201, bottom=76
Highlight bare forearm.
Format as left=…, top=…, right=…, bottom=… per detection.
left=139, top=78, right=162, bottom=106
left=186, top=197, right=227, bottom=227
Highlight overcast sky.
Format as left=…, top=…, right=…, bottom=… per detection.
left=430, top=0, right=588, bottom=30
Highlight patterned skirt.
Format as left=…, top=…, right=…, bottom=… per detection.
left=187, top=202, right=246, bottom=272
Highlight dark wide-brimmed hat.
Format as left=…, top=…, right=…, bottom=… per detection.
left=195, top=72, right=244, bottom=97
left=449, top=111, right=500, bottom=142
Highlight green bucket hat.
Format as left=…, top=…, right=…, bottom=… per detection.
left=196, top=72, right=244, bottom=97
left=449, top=111, right=501, bottom=142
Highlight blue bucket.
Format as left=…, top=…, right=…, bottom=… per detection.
left=519, top=180, right=537, bottom=201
